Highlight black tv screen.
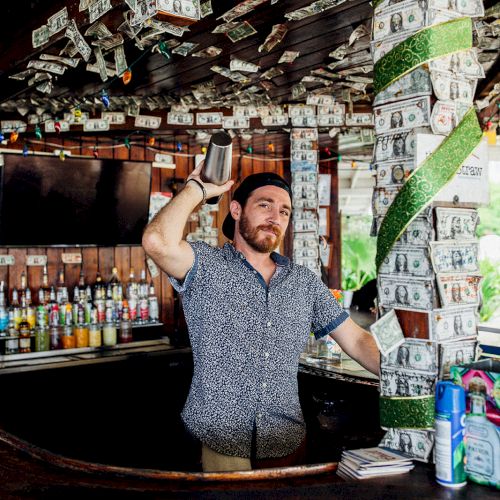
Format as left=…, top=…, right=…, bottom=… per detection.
left=0, top=154, right=152, bottom=246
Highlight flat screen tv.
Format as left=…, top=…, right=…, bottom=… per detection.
left=0, top=153, right=152, bottom=246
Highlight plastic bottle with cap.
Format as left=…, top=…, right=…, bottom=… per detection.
left=435, top=381, right=467, bottom=488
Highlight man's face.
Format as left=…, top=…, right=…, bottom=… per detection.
left=236, top=185, right=291, bottom=253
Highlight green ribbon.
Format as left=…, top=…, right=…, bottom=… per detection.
left=374, top=17, right=473, bottom=95
left=380, top=395, right=435, bottom=429
left=376, top=108, right=482, bottom=270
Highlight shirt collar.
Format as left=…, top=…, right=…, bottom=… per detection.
left=223, top=243, right=290, bottom=267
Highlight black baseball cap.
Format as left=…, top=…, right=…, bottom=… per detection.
left=222, top=172, right=292, bottom=239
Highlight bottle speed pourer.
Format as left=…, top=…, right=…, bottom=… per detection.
left=200, top=131, right=233, bottom=204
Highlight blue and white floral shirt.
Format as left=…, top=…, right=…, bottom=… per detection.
left=170, top=242, right=349, bottom=459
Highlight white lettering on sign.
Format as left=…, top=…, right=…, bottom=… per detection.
left=26, top=255, right=48, bottom=266
left=0, top=255, right=15, bottom=266
left=62, top=253, right=82, bottom=264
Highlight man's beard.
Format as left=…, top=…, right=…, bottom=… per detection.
left=238, top=212, right=283, bottom=253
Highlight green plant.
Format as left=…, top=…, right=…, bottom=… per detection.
left=479, top=258, right=500, bottom=322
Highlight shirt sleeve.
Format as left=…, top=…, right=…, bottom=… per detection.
left=168, top=241, right=214, bottom=294
left=310, top=275, right=349, bottom=339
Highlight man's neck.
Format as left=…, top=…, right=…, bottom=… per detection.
left=232, top=236, right=275, bottom=271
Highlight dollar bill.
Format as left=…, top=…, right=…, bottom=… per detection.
left=374, top=97, right=431, bottom=134
left=39, top=53, right=80, bottom=68
left=370, top=309, right=405, bottom=357
left=166, top=112, right=194, bottom=125
left=196, top=112, right=223, bottom=125
left=172, top=42, right=199, bottom=56
left=372, top=212, right=433, bottom=243
left=289, top=106, right=315, bottom=118
left=0, top=120, right=27, bottom=133
left=226, top=21, right=257, bottom=43
left=261, top=115, right=289, bottom=126
left=89, top=0, right=112, bottom=23
left=130, top=0, right=156, bottom=27
left=32, top=25, right=50, bottom=49
left=380, top=428, right=434, bottom=462
left=292, top=171, right=318, bottom=184
left=436, top=273, right=482, bottom=308
left=292, top=116, right=317, bottom=127
left=430, top=100, right=469, bottom=135
left=378, top=276, right=436, bottom=310
left=211, top=65, right=248, bottom=83
left=47, top=7, right=69, bottom=35
left=307, top=95, right=335, bottom=106
left=317, top=103, right=345, bottom=115
left=259, top=23, right=287, bottom=52
left=278, top=50, right=300, bottom=64
left=222, top=116, right=249, bottom=129
left=375, top=0, right=484, bottom=17
left=430, top=306, right=478, bottom=342
left=101, top=112, right=126, bottom=125
left=380, top=246, right=433, bottom=278
left=86, top=21, right=113, bottom=39
left=192, top=46, right=222, bottom=57
left=157, top=0, right=200, bottom=19
left=380, top=368, right=436, bottom=396
left=293, top=217, right=319, bottom=233
left=346, top=113, right=373, bottom=126
left=83, top=118, right=110, bottom=132
left=374, top=67, right=432, bottom=107
left=261, top=67, right=284, bottom=80
left=373, top=1, right=426, bottom=42
left=92, top=33, right=125, bottom=51
left=317, top=114, right=344, bottom=127
left=382, top=338, right=438, bottom=374
left=429, top=241, right=479, bottom=274
left=291, top=150, right=318, bottom=163
left=373, top=129, right=424, bottom=163
left=27, top=60, right=67, bottom=75
left=219, top=0, right=267, bottom=22
left=375, top=159, right=415, bottom=187
left=291, top=128, right=318, bottom=140
left=372, top=186, right=400, bottom=216
left=439, top=339, right=477, bottom=379
left=435, top=207, right=479, bottom=241
left=291, top=83, right=307, bottom=99
left=114, top=45, right=128, bottom=76
left=65, top=19, right=92, bottom=62
left=290, top=161, right=318, bottom=173
left=230, top=58, right=260, bottom=73
left=201, top=0, right=212, bottom=17
left=430, top=71, right=477, bottom=104
left=284, top=4, right=323, bottom=21
left=291, top=139, right=315, bottom=151
left=212, top=21, right=239, bottom=34
left=371, top=31, right=416, bottom=64
left=9, top=69, right=36, bottom=81
left=134, top=115, right=162, bottom=129
left=429, top=49, right=485, bottom=79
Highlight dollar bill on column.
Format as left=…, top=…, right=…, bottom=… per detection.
left=380, top=428, right=434, bottom=462
left=373, top=128, right=430, bottom=163
left=373, top=1, right=426, bottom=42
left=379, top=246, right=434, bottom=278
left=374, top=97, right=431, bottom=135
left=375, top=159, right=416, bottom=186
left=381, top=338, right=438, bottom=374
left=435, top=208, right=479, bottom=240
left=374, top=0, right=484, bottom=17
left=374, top=67, right=432, bottom=106
left=430, top=71, right=477, bottom=104
left=439, top=339, right=477, bottom=379
left=429, top=49, right=485, bottom=79
left=429, top=241, right=479, bottom=274
left=378, top=276, right=436, bottom=310
left=430, top=306, right=478, bottom=342
left=372, top=186, right=401, bottom=216
left=370, top=309, right=405, bottom=357
left=380, top=368, right=436, bottom=397
left=436, top=274, right=482, bottom=308
left=430, top=100, right=470, bottom=135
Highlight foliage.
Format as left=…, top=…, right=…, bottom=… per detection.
left=341, top=215, right=377, bottom=291
left=479, top=258, right=500, bottom=323
left=477, top=183, right=500, bottom=237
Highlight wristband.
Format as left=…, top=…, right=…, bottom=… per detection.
left=187, top=178, right=207, bottom=205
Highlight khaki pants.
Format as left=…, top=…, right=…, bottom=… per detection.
left=201, top=445, right=251, bottom=472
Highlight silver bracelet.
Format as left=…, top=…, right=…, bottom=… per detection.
left=187, top=178, right=207, bottom=205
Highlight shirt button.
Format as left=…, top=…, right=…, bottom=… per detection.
left=264, top=352, right=269, bottom=358
left=262, top=382, right=267, bottom=388
left=253, top=270, right=257, bottom=274
left=257, top=413, right=262, bottom=418
left=267, top=321, right=272, bottom=327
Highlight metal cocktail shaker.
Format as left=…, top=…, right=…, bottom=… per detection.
left=200, top=131, right=233, bottom=204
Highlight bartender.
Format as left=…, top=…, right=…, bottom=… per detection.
left=142, top=164, right=380, bottom=472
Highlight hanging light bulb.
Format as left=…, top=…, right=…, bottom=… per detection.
left=54, top=120, right=62, bottom=134
left=93, top=146, right=99, bottom=159
left=337, top=154, right=342, bottom=162
left=176, top=141, right=182, bottom=152
left=246, top=146, right=253, bottom=154
left=124, top=137, right=131, bottom=149
left=0, top=131, right=4, bottom=142
left=324, top=147, right=331, bottom=156
left=201, top=146, right=207, bottom=154
left=59, top=150, right=66, bottom=161
left=35, top=125, right=42, bottom=139
left=157, top=41, right=172, bottom=61
left=23, top=144, right=29, bottom=157
left=10, top=130, right=19, bottom=143
left=122, top=68, right=132, bottom=85
left=267, top=142, right=275, bottom=153
left=74, top=106, right=82, bottom=122
left=148, top=135, right=155, bottom=146
left=101, top=89, right=110, bottom=108
left=351, top=160, right=357, bottom=169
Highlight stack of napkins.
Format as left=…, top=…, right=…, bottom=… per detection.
left=337, top=447, right=414, bottom=480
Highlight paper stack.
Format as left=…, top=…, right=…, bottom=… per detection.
left=337, top=447, right=414, bottom=481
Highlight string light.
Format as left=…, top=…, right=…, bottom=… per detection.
left=101, top=89, right=110, bottom=108
left=351, top=160, right=357, bottom=168
left=337, top=154, right=342, bottom=161
left=267, top=142, right=274, bottom=153
left=59, top=150, right=65, bottom=161
left=124, top=137, right=131, bottom=149
left=93, top=146, right=99, bottom=158
left=246, top=146, right=253, bottom=154
left=156, top=41, right=172, bottom=61
left=176, top=141, right=182, bottom=152
left=74, top=107, right=82, bottom=122
left=148, top=135, right=155, bottom=146
left=54, top=120, right=61, bottom=134
left=122, top=68, right=132, bottom=85
left=22, top=143, right=29, bottom=157
left=35, top=125, right=42, bottom=139
left=201, top=146, right=207, bottom=154
left=324, top=147, right=331, bottom=156
left=0, top=131, right=4, bottom=142
left=10, top=130, right=18, bottom=143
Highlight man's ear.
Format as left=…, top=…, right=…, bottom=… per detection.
left=230, top=200, right=242, bottom=221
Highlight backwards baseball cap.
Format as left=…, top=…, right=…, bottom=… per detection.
left=222, top=172, right=292, bottom=240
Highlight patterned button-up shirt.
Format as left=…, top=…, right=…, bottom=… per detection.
left=170, top=242, right=349, bottom=459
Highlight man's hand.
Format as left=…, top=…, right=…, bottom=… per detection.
left=187, top=161, right=234, bottom=202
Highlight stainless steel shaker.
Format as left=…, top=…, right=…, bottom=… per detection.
left=200, top=131, right=233, bottom=204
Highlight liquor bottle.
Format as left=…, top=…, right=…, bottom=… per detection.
left=88, top=309, right=102, bottom=348
left=5, top=312, right=19, bottom=355
left=48, top=287, right=60, bottom=327
left=20, top=271, right=33, bottom=307
left=109, top=267, right=122, bottom=302
left=119, top=301, right=133, bottom=343
left=465, top=382, right=500, bottom=487
left=10, top=288, right=22, bottom=330
left=148, top=281, right=159, bottom=323
left=18, top=296, right=31, bottom=353
left=56, top=269, right=68, bottom=305
left=72, top=286, right=81, bottom=325
left=40, top=265, right=51, bottom=305
left=139, top=269, right=148, bottom=300
left=0, top=281, right=8, bottom=333
left=126, top=268, right=138, bottom=300
left=78, top=270, right=85, bottom=288
left=74, top=308, right=89, bottom=348
left=94, top=271, right=104, bottom=301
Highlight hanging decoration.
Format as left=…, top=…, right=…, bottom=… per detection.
left=54, top=120, right=62, bottom=134
left=35, top=125, right=43, bottom=139
left=101, top=89, right=110, bottom=108
left=10, top=130, right=19, bottom=143
left=122, top=69, right=132, bottom=85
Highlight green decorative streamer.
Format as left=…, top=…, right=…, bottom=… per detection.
left=376, top=108, right=482, bottom=270
left=380, top=395, right=435, bottom=429
left=374, top=17, right=473, bottom=95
